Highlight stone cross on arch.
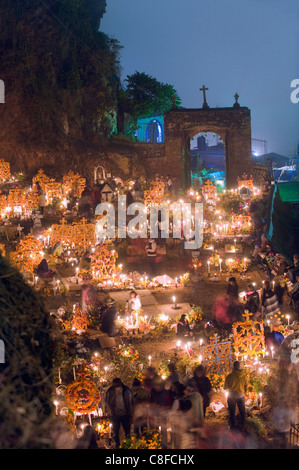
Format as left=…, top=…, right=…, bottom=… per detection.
left=200, top=85, right=209, bottom=109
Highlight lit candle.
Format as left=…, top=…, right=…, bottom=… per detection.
left=73, top=367, right=76, bottom=380
left=207, top=260, right=210, bottom=274
left=198, top=354, right=203, bottom=363
left=243, top=258, right=247, bottom=271
left=109, top=423, right=112, bottom=438
left=53, top=400, right=59, bottom=415
left=199, top=338, right=203, bottom=346
left=271, top=346, right=274, bottom=359
left=148, top=355, right=152, bottom=366
left=286, top=315, right=290, bottom=325
left=172, top=296, right=177, bottom=309
left=259, top=392, right=263, bottom=408
left=219, top=258, right=222, bottom=273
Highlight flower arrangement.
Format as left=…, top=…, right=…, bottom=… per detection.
left=63, top=171, right=86, bottom=198
left=71, top=303, right=89, bottom=333
left=116, top=345, right=140, bottom=362
left=90, top=243, right=120, bottom=282
left=208, top=252, right=220, bottom=266
left=10, top=235, right=44, bottom=278
left=232, top=312, right=265, bottom=357
left=206, top=372, right=225, bottom=390
left=180, top=272, right=190, bottom=286
left=96, top=419, right=111, bottom=438
left=188, top=306, right=203, bottom=324
left=227, top=258, right=250, bottom=273
left=120, top=429, right=162, bottom=449
left=0, top=159, right=11, bottom=182
left=65, top=378, right=101, bottom=414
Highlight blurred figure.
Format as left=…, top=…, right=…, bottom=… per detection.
left=224, top=361, right=247, bottom=430
left=75, top=425, right=99, bottom=449
left=244, top=284, right=260, bottom=316
left=272, top=399, right=296, bottom=449
left=132, top=378, right=150, bottom=436
left=176, top=314, right=193, bottom=338
left=261, top=280, right=280, bottom=319
left=169, top=400, right=199, bottom=449
left=183, top=379, right=204, bottom=425
left=125, top=290, right=141, bottom=314
left=227, top=277, right=239, bottom=300
left=143, top=367, right=159, bottom=397
left=145, top=238, right=157, bottom=277
left=287, top=253, right=299, bottom=284
left=149, top=377, right=171, bottom=448
left=106, top=378, right=133, bottom=449
left=100, top=297, right=118, bottom=337
left=165, top=363, right=181, bottom=391
left=193, top=365, right=212, bottom=418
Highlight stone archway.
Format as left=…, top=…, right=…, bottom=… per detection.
left=163, top=104, right=252, bottom=190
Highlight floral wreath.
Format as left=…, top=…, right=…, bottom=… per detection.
left=65, top=378, right=101, bottom=413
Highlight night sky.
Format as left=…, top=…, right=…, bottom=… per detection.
left=101, top=0, right=299, bottom=157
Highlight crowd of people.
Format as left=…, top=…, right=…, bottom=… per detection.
left=104, top=362, right=213, bottom=449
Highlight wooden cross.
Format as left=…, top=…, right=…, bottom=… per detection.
left=200, top=85, right=209, bottom=108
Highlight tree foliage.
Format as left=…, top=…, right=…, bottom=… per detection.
left=124, top=71, right=181, bottom=119
left=0, top=0, right=121, bottom=138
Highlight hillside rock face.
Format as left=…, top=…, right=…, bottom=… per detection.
left=0, top=0, right=129, bottom=180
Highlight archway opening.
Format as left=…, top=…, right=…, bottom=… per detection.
left=190, top=131, right=225, bottom=191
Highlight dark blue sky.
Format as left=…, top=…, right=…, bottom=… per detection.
left=101, top=0, right=299, bottom=156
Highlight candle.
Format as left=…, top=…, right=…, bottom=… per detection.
left=73, top=367, right=76, bottom=380
left=58, top=368, right=62, bottom=384
left=207, top=260, right=210, bottom=274
left=199, top=338, right=203, bottom=346
left=53, top=400, right=59, bottom=415
left=198, top=354, right=203, bottom=363
left=225, top=391, right=229, bottom=407
left=148, top=355, right=152, bottom=366
left=109, top=423, right=112, bottom=438
left=259, top=392, right=263, bottom=408
left=271, top=346, right=274, bottom=359
left=243, top=258, right=247, bottom=271
left=219, top=258, right=222, bottom=273
left=176, top=340, right=181, bottom=350
left=172, top=296, right=177, bottom=309
left=286, top=315, right=290, bottom=325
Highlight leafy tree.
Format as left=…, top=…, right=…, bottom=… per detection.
left=124, top=71, right=181, bottom=119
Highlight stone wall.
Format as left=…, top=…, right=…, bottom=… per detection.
left=164, top=107, right=252, bottom=189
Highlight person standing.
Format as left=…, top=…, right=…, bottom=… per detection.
left=39, top=189, right=46, bottom=215
left=183, top=379, right=204, bottom=426
left=224, top=361, right=247, bottom=430
left=193, top=365, right=212, bottom=418
left=106, top=378, right=133, bottom=449
left=227, top=277, right=239, bottom=300
left=287, top=253, right=299, bottom=284
left=100, top=297, right=119, bottom=337
left=145, top=238, right=157, bottom=277
left=125, top=290, right=141, bottom=315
